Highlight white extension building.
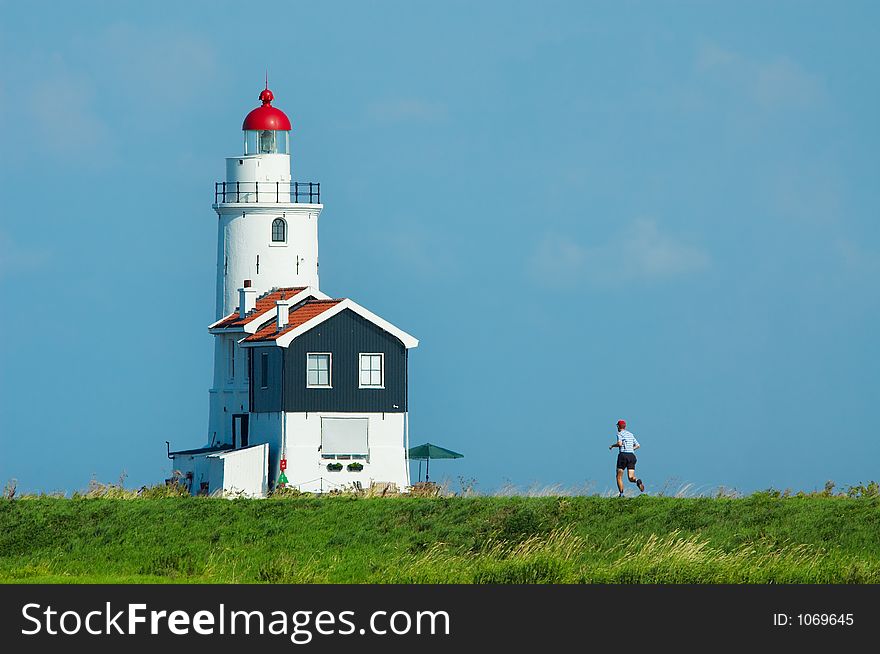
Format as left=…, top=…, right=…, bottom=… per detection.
left=168, top=86, right=418, bottom=496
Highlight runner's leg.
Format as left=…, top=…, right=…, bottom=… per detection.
left=627, top=464, right=645, bottom=492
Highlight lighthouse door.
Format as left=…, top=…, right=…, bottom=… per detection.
left=232, top=414, right=249, bottom=448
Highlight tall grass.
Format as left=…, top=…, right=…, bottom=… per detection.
left=2, top=490, right=880, bottom=583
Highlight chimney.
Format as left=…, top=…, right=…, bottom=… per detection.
left=238, top=279, right=256, bottom=318
left=276, top=297, right=290, bottom=331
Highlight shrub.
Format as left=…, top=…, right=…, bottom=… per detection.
left=270, top=486, right=306, bottom=498
left=846, top=481, right=880, bottom=499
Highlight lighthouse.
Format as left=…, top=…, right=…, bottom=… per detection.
left=168, top=86, right=419, bottom=496
left=214, top=86, right=321, bottom=318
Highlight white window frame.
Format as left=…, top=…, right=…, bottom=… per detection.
left=358, top=353, right=384, bottom=389
left=228, top=338, right=235, bottom=381
left=269, top=216, right=288, bottom=247
left=306, top=352, right=332, bottom=388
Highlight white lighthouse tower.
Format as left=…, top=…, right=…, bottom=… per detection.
left=214, top=86, right=322, bottom=318
left=207, top=87, right=323, bottom=448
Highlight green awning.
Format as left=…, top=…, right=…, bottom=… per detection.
left=408, top=442, right=464, bottom=460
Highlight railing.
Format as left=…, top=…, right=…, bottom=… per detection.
left=214, top=181, right=321, bottom=204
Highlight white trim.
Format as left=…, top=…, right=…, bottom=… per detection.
left=209, top=286, right=330, bottom=333
left=358, top=352, right=385, bottom=389
left=404, top=411, right=411, bottom=487
left=240, top=298, right=419, bottom=349
left=306, top=352, right=332, bottom=389
left=213, top=203, right=323, bottom=213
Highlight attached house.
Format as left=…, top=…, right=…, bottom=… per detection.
left=170, top=284, right=418, bottom=495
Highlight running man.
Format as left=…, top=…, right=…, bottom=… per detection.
left=608, top=419, right=645, bottom=496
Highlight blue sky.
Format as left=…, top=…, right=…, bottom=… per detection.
left=1, top=1, right=878, bottom=495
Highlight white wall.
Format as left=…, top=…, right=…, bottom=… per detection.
left=211, top=444, right=269, bottom=498
left=213, top=152, right=322, bottom=319
left=174, top=410, right=408, bottom=495
left=214, top=206, right=322, bottom=319
left=170, top=444, right=269, bottom=498
left=207, top=334, right=250, bottom=447
left=282, top=412, right=409, bottom=493
left=225, top=154, right=291, bottom=192
left=248, top=411, right=284, bottom=482
left=169, top=452, right=217, bottom=495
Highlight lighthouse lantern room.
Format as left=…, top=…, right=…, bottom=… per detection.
left=243, top=88, right=291, bottom=155
left=168, top=86, right=418, bottom=497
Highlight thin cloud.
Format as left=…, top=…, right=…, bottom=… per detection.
left=529, top=219, right=710, bottom=288
left=528, top=234, right=588, bottom=287
left=93, top=23, right=218, bottom=115
left=1, top=24, right=218, bottom=164
left=695, top=42, right=824, bottom=109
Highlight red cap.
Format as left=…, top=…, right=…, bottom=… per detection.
left=617, top=420, right=626, bottom=428
left=242, top=87, right=292, bottom=131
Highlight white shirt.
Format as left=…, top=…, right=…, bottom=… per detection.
left=617, top=430, right=639, bottom=453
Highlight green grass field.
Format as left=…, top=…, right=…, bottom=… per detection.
left=2, top=491, right=880, bottom=583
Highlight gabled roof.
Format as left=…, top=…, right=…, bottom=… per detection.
left=243, top=299, right=343, bottom=343
left=209, top=286, right=330, bottom=333
left=241, top=297, right=419, bottom=349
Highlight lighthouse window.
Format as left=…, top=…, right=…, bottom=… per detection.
left=259, top=129, right=276, bottom=154
left=307, top=353, right=332, bottom=388
left=260, top=352, right=269, bottom=389
left=359, top=354, right=384, bottom=388
left=271, top=218, right=287, bottom=243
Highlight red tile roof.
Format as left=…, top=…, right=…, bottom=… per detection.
left=244, top=299, right=343, bottom=343
left=212, top=287, right=307, bottom=330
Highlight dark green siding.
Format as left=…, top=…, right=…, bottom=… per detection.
left=248, top=309, right=409, bottom=414
left=287, top=309, right=407, bottom=412
left=249, top=346, right=283, bottom=412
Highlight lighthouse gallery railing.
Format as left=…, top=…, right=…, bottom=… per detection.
left=214, top=181, right=320, bottom=204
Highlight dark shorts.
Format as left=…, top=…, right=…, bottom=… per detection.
left=617, top=452, right=637, bottom=470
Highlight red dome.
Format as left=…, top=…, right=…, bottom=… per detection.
left=242, top=87, right=291, bottom=131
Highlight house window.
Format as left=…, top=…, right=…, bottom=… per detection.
left=228, top=339, right=235, bottom=379
left=260, top=352, right=269, bottom=389
left=307, top=353, right=331, bottom=388
left=359, top=353, right=384, bottom=388
left=321, top=417, right=368, bottom=459
left=271, top=218, right=286, bottom=242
